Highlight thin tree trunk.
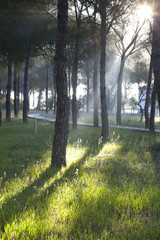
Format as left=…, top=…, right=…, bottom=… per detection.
left=86, top=62, right=90, bottom=113
left=93, top=4, right=99, bottom=127
left=116, top=56, right=125, bottom=126
left=68, top=66, right=71, bottom=114
left=53, top=66, right=57, bottom=115
left=0, top=101, right=1, bottom=126
left=0, top=81, right=2, bottom=126
left=14, top=64, right=18, bottom=117
left=6, top=55, right=12, bottom=122
left=72, top=36, right=79, bottom=129
left=145, top=56, right=152, bottom=128
left=37, top=87, right=43, bottom=110
left=46, top=62, right=49, bottom=114
left=152, top=0, right=160, bottom=108
left=50, top=88, right=54, bottom=110
left=93, top=46, right=99, bottom=127
left=100, top=0, right=109, bottom=142
left=138, top=104, right=143, bottom=122
left=17, top=75, right=20, bottom=114
left=23, top=47, right=30, bottom=123
left=52, top=0, right=69, bottom=167
left=33, top=90, right=35, bottom=108
left=150, top=83, right=156, bottom=132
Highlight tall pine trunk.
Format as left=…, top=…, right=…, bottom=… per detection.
left=100, top=0, right=109, bottom=142
left=152, top=0, right=160, bottom=107
left=150, top=83, right=156, bottom=132
left=6, top=55, right=12, bottom=122
left=23, top=47, right=30, bottom=123
left=17, top=75, right=20, bottom=114
left=93, top=5, right=99, bottom=127
left=72, top=36, right=79, bottom=129
left=93, top=46, right=99, bottom=127
left=116, top=55, right=125, bottom=126
left=0, top=101, right=1, bottom=126
left=145, top=56, right=152, bottom=128
left=51, top=0, right=69, bottom=167
left=68, top=66, right=71, bottom=114
left=86, top=62, right=90, bottom=113
left=46, top=63, right=49, bottom=114
left=53, top=66, right=57, bottom=115
left=14, top=64, right=18, bottom=117
left=37, top=87, right=43, bottom=110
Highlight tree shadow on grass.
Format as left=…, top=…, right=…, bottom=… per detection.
left=66, top=133, right=160, bottom=240
left=0, top=126, right=103, bottom=236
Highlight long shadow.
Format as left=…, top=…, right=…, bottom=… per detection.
left=0, top=126, right=103, bottom=233
left=65, top=132, right=160, bottom=239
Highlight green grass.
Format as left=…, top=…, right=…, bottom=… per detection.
left=0, top=119, right=160, bottom=239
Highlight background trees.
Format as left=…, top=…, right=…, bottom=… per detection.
left=1, top=0, right=160, bottom=162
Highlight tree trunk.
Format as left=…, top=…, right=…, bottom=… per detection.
left=46, top=63, right=49, bottom=114
left=53, top=66, right=57, bottom=115
left=150, top=83, right=156, bottom=132
left=152, top=0, right=160, bottom=108
left=100, top=0, right=109, bottom=142
left=116, top=55, right=125, bottom=126
left=37, top=87, right=43, bottom=110
left=68, top=66, right=71, bottom=114
left=138, top=104, right=143, bottom=122
left=86, top=62, right=90, bottom=113
left=32, top=90, right=35, bottom=108
left=0, top=81, right=2, bottom=126
left=145, top=56, right=152, bottom=128
left=72, top=36, right=79, bottom=129
left=6, top=55, right=12, bottom=122
left=17, top=75, right=20, bottom=114
left=0, top=101, right=1, bottom=126
left=93, top=46, right=99, bottom=127
left=23, top=47, right=30, bottom=123
left=14, top=64, right=18, bottom=117
left=51, top=0, right=69, bottom=167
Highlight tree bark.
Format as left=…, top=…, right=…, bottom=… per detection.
left=116, top=55, right=125, bottom=126
left=6, top=55, right=12, bottom=122
left=14, top=64, right=18, bottom=117
left=37, top=87, right=43, bottom=110
left=53, top=65, right=57, bottom=115
left=72, top=36, right=79, bottom=129
left=86, top=61, right=90, bottom=113
left=100, top=0, right=109, bottom=142
left=150, top=83, right=156, bottom=132
left=152, top=0, right=160, bottom=108
left=0, top=102, right=1, bottom=126
left=46, top=62, right=49, bottom=114
left=23, top=47, right=30, bottom=123
left=145, top=56, right=152, bottom=128
left=17, top=75, right=20, bottom=114
left=93, top=46, right=99, bottom=127
left=68, top=66, right=71, bottom=114
left=51, top=0, right=69, bottom=167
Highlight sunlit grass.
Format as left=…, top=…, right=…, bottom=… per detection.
left=0, top=119, right=160, bottom=239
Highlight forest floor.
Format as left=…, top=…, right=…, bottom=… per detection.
left=0, top=118, right=160, bottom=239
